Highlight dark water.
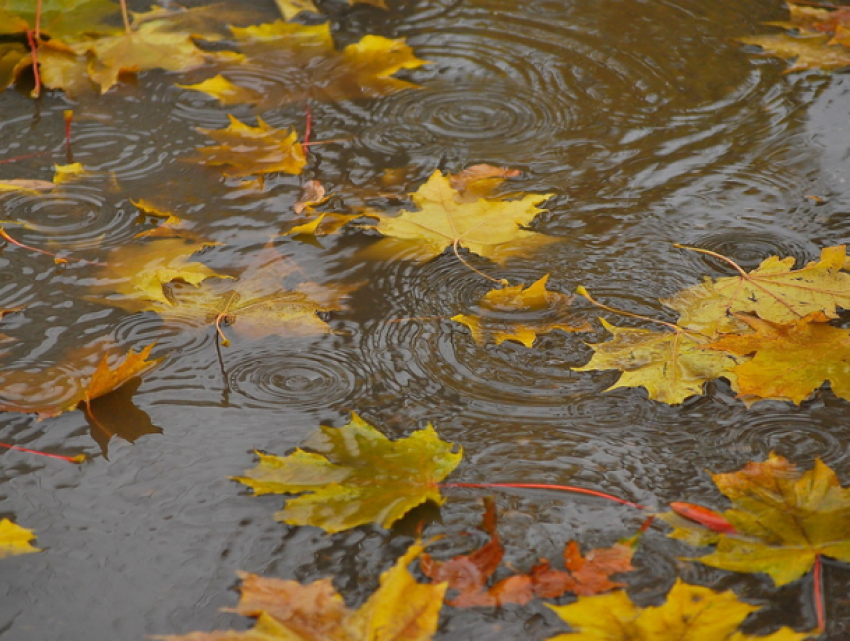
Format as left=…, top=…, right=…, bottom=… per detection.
left=2, top=0, right=850, bottom=638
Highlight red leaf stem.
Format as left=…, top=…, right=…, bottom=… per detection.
left=441, top=482, right=645, bottom=509
left=0, top=440, right=85, bottom=463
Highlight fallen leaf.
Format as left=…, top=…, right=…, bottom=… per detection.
left=572, top=317, right=741, bottom=405
left=129, top=4, right=268, bottom=41
left=182, top=21, right=427, bottom=108
left=422, top=499, right=634, bottom=607
left=0, top=179, right=56, bottom=193
left=132, top=199, right=192, bottom=239
left=159, top=242, right=353, bottom=345
left=233, top=412, right=462, bottom=533
left=452, top=275, right=589, bottom=347
left=0, top=342, right=162, bottom=419
left=274, top=0, right=318, bottom=20
left=0, top=0, right=120, bottom=40
left=448, top=164, right=522, bottom=202
left=0, top=43, right=28, bottom=91
left=92, top=237, right=230, bottom=309
left=157, top=542, right=445, bottom=641
left=663, top=244, right=850, bottom=336
left=52, top=162, right=86, bottom=183
left=70, top=20, right=216, bottom=93
left=660, top=452, right=850, bottom=586
left=0, top=519, right=40, bottom=558
left=361, top=170, right=556, bottom=265
left=706, top=312, right=850, bottom=405
left=547, top=579, right=810, bottom=640
left=190, top=115, right=306, bottom=178
left=293, top=180, right=328, bottom=215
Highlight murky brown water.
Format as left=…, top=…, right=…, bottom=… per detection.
left=2, top=0, right=850, bottom=638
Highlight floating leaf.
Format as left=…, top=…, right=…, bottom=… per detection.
left=362, top=170, right=556, bottom=265
left=159, top=243, right=353, bottom=345
left=0, top=0, right=120, bottom=40
left=547, top=579, right=809, bottom=640
left=190, top=115, right=306, bottom=178
left=182, top=21, right=427, bottom=108
left=157, top=542, right=445, bottom=641
left=274, top=0, right=318, bottom=20
left=0, top=342, right=162, bottom=419
left=0, top=43, right=28, bottom=91
left=0, top=519, right=40, bottom=558
left=660, top=452, right=850, bottom=586
left=573, top=317, right=740, bottom=405
left=663, top=245, right=850, bottom=336
left=452, top=275, right=589, bottom=347
left=422, top=499, right=634, bottom=607
left=707, top=312, right=850, bottom=405
left=234, top=413, right=462, bottom=533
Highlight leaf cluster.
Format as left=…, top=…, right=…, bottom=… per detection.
left=739, top=2, right=850, bottom=73
left=575, top=244, right=850, bottom=405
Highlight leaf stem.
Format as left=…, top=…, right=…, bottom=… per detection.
left=577, top=286, right=683, bottom=332
left=441, top=482, right=645, bottom=509
left=0, top=440, right=85, bottom=463
left=673, top=244, right=750, bottom=278
left=0, top=228, right=106, bottom=266
left=119, top=0, right=131, bottom=34
left=814, top=553, right=826, bottom=632
left=26, top=30, right=41, bottom=99
left=64, top=110, right=74, bottom=163
left=302, top=104, right=312, bottom=155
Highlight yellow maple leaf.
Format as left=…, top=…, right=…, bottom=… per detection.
left=190, top=115, right=306, bottom=178
left=661, top=453, right=850, bottom=587
left=663, top=244, right=850, bottom=336
left=706, top=312, right=850, bottom=405
left=362, top=170, right=556, bottom=266
left=452, top=275, right=589, bottom=347
left=0, top=519, right=40, bottom=558
left=181, top=21, right=427, bottom=108
left=547, top=579, right=810, bottom=640
left=573, top=317, right=741, bottom=405
left=157, top=542, right=445, bottom=641
left=92, top=237, right=230, bottom=309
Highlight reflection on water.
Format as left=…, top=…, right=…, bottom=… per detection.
left=2, top=0, right=850, bottom=638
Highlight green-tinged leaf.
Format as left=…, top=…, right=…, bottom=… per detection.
left=234, top=413, right=462, bottom=532
left=0, top=0, right=120, bottom=39
left=661, top=452, right=850, bottom=586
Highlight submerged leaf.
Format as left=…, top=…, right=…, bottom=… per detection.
left=0, top=0, right=120, bottom=40
left=158, top=543, right=445, bottom=641
left=573, top=317, right=740, bottom=405
left=452, top=275, right=589, bottom=347
left=183, top=21, right=427, bottom=108
left=362, top=170, right=556, bottom=265
left=234, top=413, right=462, bottom=533
left=190, top=115, right=306, bottom=178
left=547, top=579, right=809, bottom=640
left=661, top=452, right=850, bottom=586
left=0, top=519, right=40, bottom=558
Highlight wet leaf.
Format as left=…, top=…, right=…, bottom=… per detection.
left=739, top=2, right=850, bottom=73
left=660, top=452, right=850, bottom=586
left=0, top=0, right=120, bottom=40
left=293, top=180, right=329, bottom=215
left=190, top=115, right=306, bottom=178
left=274, top=0, right=318, bottom=21
left=69, top=20, right=215, bottom=93
left=0, top=519, right=40, bottom=558
left=0, top=342, right=162, bottom=419
left=93, top=237, right=231, bottom=309
left=706, top=312, right=850, bottom=405
left=0, top=43, right=28, bottom=91
left=157, top=542, right=445, bottom=641
left=547, top=579, right=810, bottom=640
left=452, top=275, right=590, bottom=347
left=361, top=170, right=556, bottom=265
left=572, top=317, right=741, bottom=405
left=159, top=242, right=353, bottom=345
left=663, top=245, right=850, bottom=336
left=448, top=164, right=522, bottom=202
left=233, top=412, right=462, bottom=533
left=182, top=21, right=427, bottom=108
left=130, top=4, right=268, bottom=41
left=422, top=499, right=634, bottom=607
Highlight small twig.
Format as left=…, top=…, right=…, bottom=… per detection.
left=0, top=439, right=85, bottom=463
left=814, top=553, right=826, bottom=632
left=441, top=481, right=645, bottom=509
left=26, top=30, right=41, bottom=98
left=0, top=228, right=107, bottom=266
left=64, top=110, right=74, bottom=163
